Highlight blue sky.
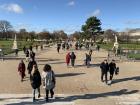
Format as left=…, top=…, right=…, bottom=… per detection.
left=0, top=0, right=140, bottom=34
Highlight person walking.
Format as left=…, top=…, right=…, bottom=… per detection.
left=109, top=59, right=116, bottom=83
left=29, top=45, right=33, bottom=51
left=66, top=52, right=71, bottom=66
left=96, top=45, right=100, bottom=51
left=18, top=60, right=26, bottom=82
left=89, top=49, right=93, bottom=56
left=30, top=51, right=35, bottom=61
left=15, top=49, right=18, bottom=56
left=36, top=45, right=38, bottom=51
left=41, top=44, right=43, bottom=50
left=42, top=64, right=56, bottom=102
left=27, top=59, right=37, bottom=75
left=84, top=53, right=91, bottom=68
left=25, top=49, right=29, bottom=62
left=57, top=43, right=61, bottom=53
left=30, top=65, right=41, bottom=102
left=100, top=59, right=109, bottom=84
left=66, top=43, right=70, bottom=50
left=70, top=52, right=76, bottom=67
left=23, top=46, right=26, bottom=54
left=62, top=43, right=65, bottom=50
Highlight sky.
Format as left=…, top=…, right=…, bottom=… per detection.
left=0, top=0, right=140, bottom=34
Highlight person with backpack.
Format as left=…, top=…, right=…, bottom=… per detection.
left=18, top=60, right=26, bottom=82
left=42, top=64, right=56, bottom=102
left=109, top=59, right=117, bottom=83
left=30, top=65, right=41, bottom=102
left=70, top=52, right=76, bottom=67
left=100, top=59, right=109, bottom=84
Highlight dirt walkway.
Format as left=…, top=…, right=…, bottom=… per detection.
left=0, top=45, right=140, bottom=105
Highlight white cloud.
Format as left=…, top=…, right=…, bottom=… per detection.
left=0, top=3, right=23, bottom=14
left=68, top=1, right=75, bottom=6
left=91, top=9, right=101, bottom=16
left=125, top=20, right=140, bottom=25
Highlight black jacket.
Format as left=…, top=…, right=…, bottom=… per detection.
left=109, top=62, right=116, bottom=72
left=70, top=53, right=76, bottom=60
left=100, top=62, right=109, bottom=73
left=27, top=61, right=37, bottom=73
left=30, top=70, right=41, bottom=89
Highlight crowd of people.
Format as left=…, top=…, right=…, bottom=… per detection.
left=18, top=58, right=56, bottom=102
left=17, top=42, right=119, bottom=103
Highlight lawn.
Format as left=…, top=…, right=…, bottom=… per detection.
left=128, top=53, right=140, bottom=60
left=99, top=43, right=140, bottom=50
left=0, top=40, right=37, bottom=55
left=99, top=43, right=140, bottom=59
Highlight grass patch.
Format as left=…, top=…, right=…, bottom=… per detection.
left=128, top=53, right=140, bottom=60
left=0, top=40, right=38, bottom=55
left=99, top=43, right=140, bottom=50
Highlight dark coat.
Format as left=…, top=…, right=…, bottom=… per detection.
left=18, top=62, right=26, bottom=78
left=30, top=52, right=35, bottom=60
left=70, top=53, right=76, bottom=60
left=109, top=62, right=116, bottom=73
left=27, top=61, right=36, bottom=74
left=100, top=62, right=109, bottom=73
left=25, top=50, right=29, bottom=57
left=66, top=53, right=71, bottom=64
left=30, top=70, right=41, bottom=89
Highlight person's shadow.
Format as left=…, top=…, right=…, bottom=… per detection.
left=6, top=89, right=139, bottom=105
left=112, top=76, right=140, bottom=84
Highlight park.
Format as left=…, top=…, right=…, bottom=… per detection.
left=0, top=0, right=140, bottom=105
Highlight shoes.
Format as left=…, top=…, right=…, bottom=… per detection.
left=46, top=98, right=49, bottom=102
left=38, top=94, right=41, bottom=98
left=33, top=97, right=35, bottom=102
left=51, top=94, right=54, bottom=98
left=101, top=80, right=104, bottom=82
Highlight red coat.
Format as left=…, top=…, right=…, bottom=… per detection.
left=18, top=62, right=26, bottom=78
left=66, top=53, right=70, bottom=64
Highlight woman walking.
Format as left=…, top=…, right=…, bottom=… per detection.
left=42, top=64, right=56, bottom=102
left=18, top=60, right=26, bottom=82
left=30, top=65, right=41, bottom=102
left=66, top=52, right=71, bottom=66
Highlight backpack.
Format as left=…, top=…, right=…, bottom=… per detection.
left=45, top=71, right=55, bottom=90
left=115, top=67, right=119, bottom=75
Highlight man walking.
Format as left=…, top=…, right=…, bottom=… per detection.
left=109, top=59, right=116, bottom=83
left=100, top=59, right=109, bottom=84
left=70, top=52, right=76, bottom=67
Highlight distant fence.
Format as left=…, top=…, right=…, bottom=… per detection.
left=107, top=49, right=140, bottom=62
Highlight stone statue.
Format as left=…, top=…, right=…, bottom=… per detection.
left=12, top=34, right=18, bottom=50
left=113, top=35, right=119, bottom=55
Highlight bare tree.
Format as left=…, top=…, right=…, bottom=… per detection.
left=0, top=20, right=12, bottom=40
